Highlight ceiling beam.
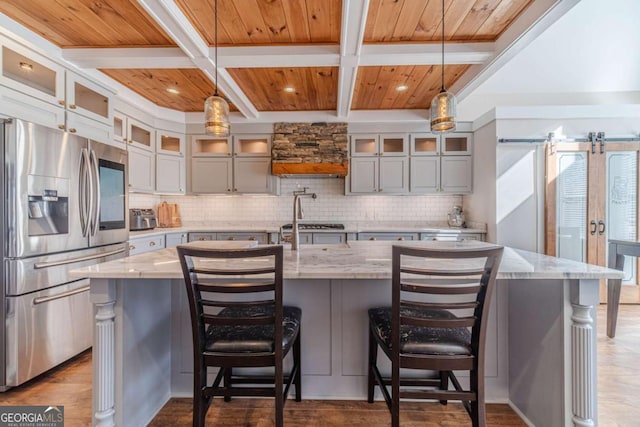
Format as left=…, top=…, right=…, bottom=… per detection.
left=135, top=0, right=258, bottom=119
left=450, top=0, right=582, bottom=102
left=359, top=42, right=494, bottom=66
left=62, top=47, right=192, bottom=69
left=337, top=0, right=369, bottom=118
left=216, top=45, right=340, bottom=68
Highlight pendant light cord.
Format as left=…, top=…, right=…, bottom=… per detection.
left=214, top=0, right=219, bottom=96
left=441, top=0, right=445, bottom=92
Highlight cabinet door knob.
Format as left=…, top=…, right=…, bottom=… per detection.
left=227, top=189, right=231, bottom=192
left=198, top=237, right=206, bottom=241
left=129, top=245, right=136, bottom=251
left=58, top=100, right=66, bottom=106
left=69, top=104, right=76, bottom=109
left=69, top=128, right=77, bottom=133
left=233, top=188, right=237, bottom=192
left=397, top=237, right=405, bottom=241
left=149, top=241, right=156, bottom=246
left=249, top=237, right=256, bottom=241
left=58, top=124, right=66, bottom=130
left=227, top=236, right=235, bottom=241
left=369, top=237, right=376, bottom=241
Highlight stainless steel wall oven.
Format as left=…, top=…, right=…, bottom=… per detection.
left=1, top=118, right=129, bottom=389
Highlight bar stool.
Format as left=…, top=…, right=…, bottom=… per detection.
left=177, top=244, right=302, bottom=427
left=367, top=245, right=503, bottom=427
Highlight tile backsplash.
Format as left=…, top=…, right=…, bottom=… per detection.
left=129, top=179, right=461, bottom=223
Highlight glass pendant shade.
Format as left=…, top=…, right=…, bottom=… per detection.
left=204, top=94, right=230, bottom=136
left=430, top=88, right=457, bottom=133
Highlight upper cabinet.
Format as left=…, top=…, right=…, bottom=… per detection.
left=0, top=38, right=113, bottom=141
left=348, top=133, right=409, bottom=194
left=156, top=130, right=186, bottom=194
left=349, top=132, right=472, bottom=195
left=191, top=135, right=232, bottom=157
left=190, top=134, right=278, bottom=195
left=409, top=132, right=473, bottom=194
left=127, top=118, right=155, bottom=152
left=350, top=134, right=408, bottom=157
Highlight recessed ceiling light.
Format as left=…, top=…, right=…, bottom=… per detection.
left=284, top=87, right=295, bottom=93
left=166, top=88, right=180, bottom=94
left=19, top=62, right=33, bottom=71
left=396, top=84, right=408, bottom=92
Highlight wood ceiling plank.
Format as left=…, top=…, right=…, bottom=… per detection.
left=305, top=0, right=341, bottom=43
left=280, top=0, right=312, bottom=42
left=352, top=64, right=470, bottom=110
left=452, top=0, right=502, bottom=41
left=226, top=67, right=337, bottom=111
left=474, top=0, right=532, bottom=39
left=98, top=68, right=238, bottom=112
left=0, top=0, right=174, bottom=47
left=390, top=0, right=430, bottom=42
left=233, top=0, right=272, bottom=45
left=415, top=0, right=442, bottom=40
left=366, top=0, right=404, bottom=43
left=255, top=0, right=292, bottom=43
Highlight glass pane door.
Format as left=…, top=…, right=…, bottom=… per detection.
left=607, top=151, right=638, bottom=283
left=556, top=152, right=588, bottom=262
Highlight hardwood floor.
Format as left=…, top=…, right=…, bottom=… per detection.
left=0, top=305, right=638, bottom=426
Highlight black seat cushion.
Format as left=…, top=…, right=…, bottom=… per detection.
left=204, top=305, right=301, bottom=354
left=368, top=307, right=471, bottom=355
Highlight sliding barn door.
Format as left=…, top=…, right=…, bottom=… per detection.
left=546, top=141, right=640, bottom=288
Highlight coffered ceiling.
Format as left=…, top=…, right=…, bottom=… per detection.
left=0, top=0, right=578, bottom=120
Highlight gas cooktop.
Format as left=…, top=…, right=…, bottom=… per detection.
left=281, top=223, right=345, bottom=231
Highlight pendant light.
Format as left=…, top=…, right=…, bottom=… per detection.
left=204, top=0, right=230, bottom=136
left=430, top=0, right=456, bottom=133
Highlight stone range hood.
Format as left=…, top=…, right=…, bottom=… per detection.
left=271, top=122, right=348, bottom=177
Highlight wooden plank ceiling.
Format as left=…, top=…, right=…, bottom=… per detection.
left=0, top=0, right=534, bottom=114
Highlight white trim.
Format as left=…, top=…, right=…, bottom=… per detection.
left=217, top=45, right=340, bottom=68
left=359, top=43, right=494, bottom=66
left=62, top=47, right=192, bottom=69
left=493, top=104, right=640, bottom=120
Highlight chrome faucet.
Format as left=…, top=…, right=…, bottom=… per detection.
left=290, top=187, right=317, bottom=250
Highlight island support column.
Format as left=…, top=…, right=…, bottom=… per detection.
left=90, top=278, right=116, bottom=427
left=570, top=279, right=599, bottom=427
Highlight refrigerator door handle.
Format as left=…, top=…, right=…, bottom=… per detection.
left=32, top=284, right=90, bottom=305
left=89, top=149, right=101, bottom=236
left=33, top=247, right=126, bottom=269
left=79, top=148, right=90, bottom=237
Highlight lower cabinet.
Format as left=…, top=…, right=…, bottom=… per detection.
left=216, top=232, right=268, bottom=243
left=129, top=235, right=165, bottom=255
left=188, top=232, right=269, bottom=243
left=165, top=232, right=188, bottom=248
left=420, top=232, right=484, bottom=241
left=358, top=232, right=419, bottom=241
left=312, top=233, right=346, bottom=244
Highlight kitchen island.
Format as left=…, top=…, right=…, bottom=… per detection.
left=73, top=240, right=622, bottom=427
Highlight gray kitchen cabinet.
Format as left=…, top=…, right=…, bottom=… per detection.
left=441, top=156, right=472, bottom=193
left=128, top=145, right=155, bottom=193
left=420, top=232, right=484, bottom=241
left=312, top=233, right=346, bottom=244
left=216, top=232, right=268, bottom=243
left=129, top=235, right=165, bottom=255
left=155, top=130, right=186, bottom=195
left=296, top=233, right=313, bottom=245
left=0, top=40, right=113, bottom=141
left=349, top=134, right=409, bottom=194
left=234, top=157, right=275, bottom=193
left=165, top=232, right=188, bottom=248
left=156, top=153, right=185, bottom=194
left=188, top=232, right=216, bottom=242
left=190, top=134, right=277, bottom=195
left=410, top=156, right=440, bottom=193
left=191, top=157, right=232, bottom=193
left=409, top=132, right=472, bottom=194
left=358, top=232, right=419, bottom=241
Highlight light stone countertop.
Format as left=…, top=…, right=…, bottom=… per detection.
left=129, top=221, right=487, bottom=239
left=72, top=240, right=623, bottom=281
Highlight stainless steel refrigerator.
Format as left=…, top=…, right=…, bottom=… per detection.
left=1, top=118, right=129, bottom=389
